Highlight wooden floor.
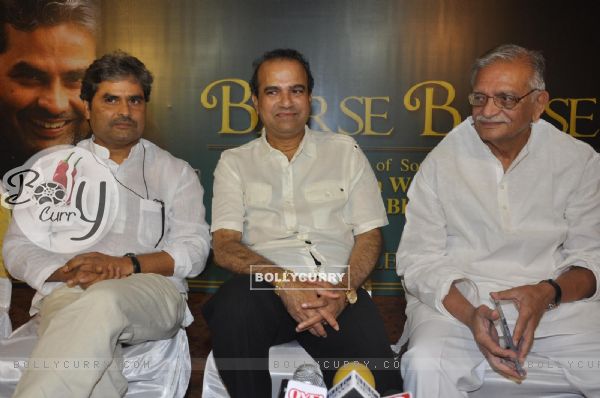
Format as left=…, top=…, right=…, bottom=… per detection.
left=9, top=285, right=406, bottom=397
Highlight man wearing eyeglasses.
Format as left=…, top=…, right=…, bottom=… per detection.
left=3, top=52, right=211, bottom=397
left=397, top=44, right=600, bottom=397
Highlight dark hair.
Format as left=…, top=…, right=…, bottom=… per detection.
left=80, top=51, right=154, bottom=103
left=250, top=48, right=314, bottom=96
left=471, top=44, right=546, bottom=90
left=0, top=0, right=98, bottom=53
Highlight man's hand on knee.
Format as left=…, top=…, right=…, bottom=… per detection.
left=63, top=252, right=130, bottom=289
left=468, top=304, right=525, bottom=381
left=299, top=283, right=345, bottom=332
left=492, top=285, right=553, bottom=363
left=278, top=283, right=333, bottom=337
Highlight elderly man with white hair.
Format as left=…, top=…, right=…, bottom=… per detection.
left=397, top=44, right=600, bottom=397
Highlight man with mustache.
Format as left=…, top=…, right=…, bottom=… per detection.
left=0, top=0, right=96, bottom=345
left=203, top=48, right=400, bottom=396
left=397, top=44, right=600, bottom=396
left=3, top=51, right=211, bottom=396
left=0, top=0, right=97, bottom=176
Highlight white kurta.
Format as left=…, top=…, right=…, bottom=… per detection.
left=2, top=138, right=211, bottom=397
left=396, top=118, right=600, bottom=396
left=4, top=138, right=211, bottom=321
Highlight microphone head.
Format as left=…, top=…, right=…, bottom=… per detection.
left=292, top=363, right=326, bottom=387
left=333, top=362, right=376, bottom=389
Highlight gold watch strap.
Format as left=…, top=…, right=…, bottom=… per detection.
left=273, top=269, right=295, bottom=296
left=345, top=288, right=358, bottom=304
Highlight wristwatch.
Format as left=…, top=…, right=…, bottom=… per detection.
left=124, top=253, right=142, bottom=274
left=345, top=288, right=358, bottom=305
left=273, top=269, right=295, bottom=296
left=540, top=279, right=562, bottom=310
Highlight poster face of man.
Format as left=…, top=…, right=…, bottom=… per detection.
left=0, top=22, right=95, bottom=163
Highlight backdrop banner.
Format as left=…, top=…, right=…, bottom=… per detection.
left=5, top=0, right=600, bottom=295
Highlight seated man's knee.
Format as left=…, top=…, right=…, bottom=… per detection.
left=80, top=281, right=125, bottom=314
left=203, top=275, right=276, bottom=325
left=402, top=338, right=446, bottom=375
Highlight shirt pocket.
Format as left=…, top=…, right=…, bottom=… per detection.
left=137, top=199, right=163, bottom=248
left=303, top=180, right=347, bottom=229
left=244, top=182, right=272, bottom=208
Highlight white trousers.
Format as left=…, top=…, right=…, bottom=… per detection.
left=401, top=317, right=600, bottom=398
left=13, top=274, right=186, bottom=398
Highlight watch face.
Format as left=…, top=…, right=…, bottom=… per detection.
left=346, top=289, right=358, bottom=304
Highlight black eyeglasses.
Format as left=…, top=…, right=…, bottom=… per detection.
left=468, top=89, right=538, bottom=110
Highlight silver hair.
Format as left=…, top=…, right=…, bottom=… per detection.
left=470, top=44, right=546, bottom=90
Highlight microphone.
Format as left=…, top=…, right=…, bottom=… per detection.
left=293, top=363, right=327, bottom=387
left=328, top=363, right=380, bottom=398
left=280, top=363, right=328, bottom=398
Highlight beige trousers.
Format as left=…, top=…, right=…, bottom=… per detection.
left=13, top=274, right=186, bottom=398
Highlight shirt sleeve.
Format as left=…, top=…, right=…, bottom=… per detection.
left=556, top=150, right=600, bottom=301
left=211, top=152, right=244, bottom=233
left=396, top=158, right=473, bottom=318
left=2, top=218, right=69, bottom=296
left=343, top=142, right=388, bottom=235
left=161, top=164, right=211, bottom=279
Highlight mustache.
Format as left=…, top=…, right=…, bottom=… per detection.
left=475, top=114, right=510, bottom=123
left=110, top=116, right=137, bottom=126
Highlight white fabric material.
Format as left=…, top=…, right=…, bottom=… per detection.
left=3, top=137, right=211, bottom=320
left=397, top=117, right=600, bottom=396
left=0, top=316, right=191, bottom=398
left=397, top=118, right=600, bottom=338
left=202, top=351, right=230, bottom=398
left=0, top=278, right=10, bottom=338
left=400, top=314, right=598, bottom=397
left=11, top=274, right=188, bottom=397
left=469, top=368, right=582, bottom=398
left=212, top=127, right=387, bottom=272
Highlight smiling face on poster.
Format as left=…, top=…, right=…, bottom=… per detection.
left=0, top=0, right=98, bottom=175
left=0, top=24, right=95, bottom=153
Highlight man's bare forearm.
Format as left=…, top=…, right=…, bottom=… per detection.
left=555, top=266, right=597, bottom=303
left=214, top=240, right=275, bottom=273
left=212, top=228, right=287, bottom=278
left=443, top=284, right=476, bottom=325
left=344, top=228, right=382, bottom=290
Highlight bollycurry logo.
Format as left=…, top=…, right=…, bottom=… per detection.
left=1, top=146, right=119, bottom=253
